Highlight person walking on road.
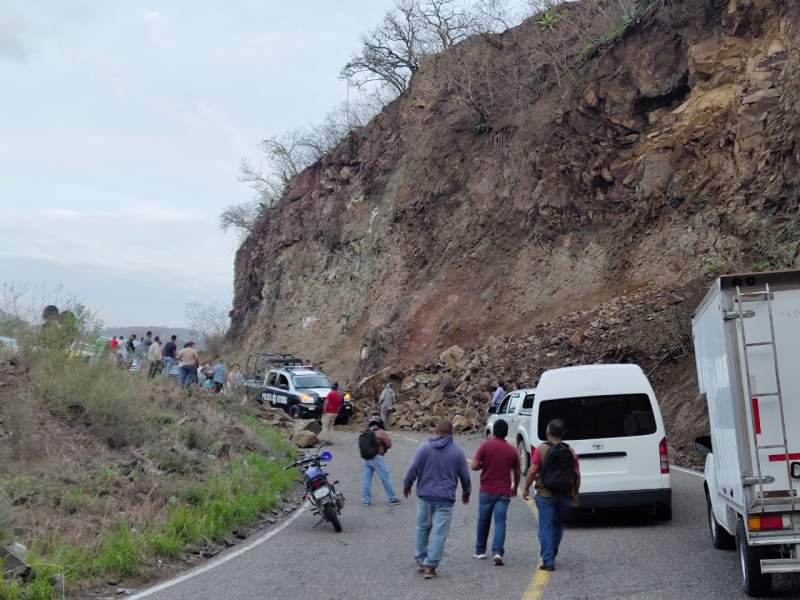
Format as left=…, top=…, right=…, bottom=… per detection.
left=321, top=382, right=342, bottom=443
left=360, top=415, right=401, bottom=507
left=147, top=336, right=163, bottom=379
left=177, top=342, right=198, bottom=390
left=523, top=418, right=581, bottom=572
left=380, top=382, right=396, bottom=429
left=162, top=334, right=177, bottom=376
left=490, top=382, right=505, bottom=411
left=471, top=419, right=521, bottom=566
left=403, top=420, right=471, bottom=579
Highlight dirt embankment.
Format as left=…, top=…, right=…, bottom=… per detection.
left=229, top=1, right=800, bottom=459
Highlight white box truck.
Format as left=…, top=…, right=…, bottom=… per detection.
left=694, top=270, right=800, bottom=596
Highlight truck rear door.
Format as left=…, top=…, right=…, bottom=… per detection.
left=735, top=286, right=800, bottom=505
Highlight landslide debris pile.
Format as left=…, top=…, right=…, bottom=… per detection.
left=355, top=280, right=708, bottom=465
left=230, top=0, right=800, bottom=388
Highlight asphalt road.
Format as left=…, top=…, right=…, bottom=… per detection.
left=131, top=431, right=800, bottom=600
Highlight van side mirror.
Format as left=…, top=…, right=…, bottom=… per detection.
left=694, top=435, right=712, bottom=456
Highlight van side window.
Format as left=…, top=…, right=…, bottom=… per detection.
left=520, top=394, right=535, bottom=414
left=537, top=394, right=656, bottom=440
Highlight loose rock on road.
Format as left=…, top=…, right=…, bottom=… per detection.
left=132, top=432, right=800, bottom=600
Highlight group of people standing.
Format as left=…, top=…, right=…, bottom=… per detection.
left=107, top=333, right=246, bottom=399
left=356, top=414, right=581, bottom=579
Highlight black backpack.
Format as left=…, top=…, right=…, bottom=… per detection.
left=358, top=429, right=379, bottom=460
left=540, top=442, right=576, bottom=496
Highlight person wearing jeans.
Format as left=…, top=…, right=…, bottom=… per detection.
left=403, top=420, right=471, bottom=579
left=362, top=416, right=400, bottom=506
left=533, top=495, right=572, bottom=567
left=176, top=342, right=198, bottom=390
left=415, top=499, right=453, bottom=570
left=523, top=418, right=581, bottom=571
left=471, top=419, right=520, bottom=565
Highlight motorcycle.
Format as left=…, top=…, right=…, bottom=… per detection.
left=284, top=450, right=345, bottom=532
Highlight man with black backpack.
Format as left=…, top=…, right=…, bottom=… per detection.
left=522, top=418, right=581, bottom=572
left=359, top=415, right=401, bottom=507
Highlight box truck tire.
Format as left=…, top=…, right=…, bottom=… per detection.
left=706, top=491, right=734, bottom=550
left=736, top=519, right=772, bottom=597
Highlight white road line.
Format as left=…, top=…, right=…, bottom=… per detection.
left=395, top=433, right=420, bottom=444
left=128, top=503, right=308, bottom=599
left=671, top=464, right=704, bottom=478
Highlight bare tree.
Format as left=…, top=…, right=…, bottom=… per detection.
left=218, top=201, right=261, bottom=239
left=418, top=0, right=477, bottom=49
left=185, top=302, right=229, bottom=357
left=341, top=0, right=424, bottom=95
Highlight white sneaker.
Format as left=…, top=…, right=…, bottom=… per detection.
left=473, top=553, right=487, bottom=559
left=493, top=554, right=504, bottom=566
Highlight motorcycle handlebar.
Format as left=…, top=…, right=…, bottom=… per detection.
left=282, top=455, right=324, bottom=471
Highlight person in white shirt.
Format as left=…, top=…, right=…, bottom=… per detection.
left=147, top=336, right=163, bottom=379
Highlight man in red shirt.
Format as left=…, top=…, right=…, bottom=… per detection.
left=321, top=382, right=343, bottom=443
left=470, top=419, right=521, bottom=565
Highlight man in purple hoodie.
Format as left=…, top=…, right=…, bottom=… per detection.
left=403, top=420, right=472, bottom=579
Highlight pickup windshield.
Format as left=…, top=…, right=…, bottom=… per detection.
left=293, top=375, right=331, bottom=389
left=537, top=394, right=656, bottom=440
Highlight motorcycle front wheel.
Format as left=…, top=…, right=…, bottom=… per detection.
left=323, top=503, right=342, bottom=533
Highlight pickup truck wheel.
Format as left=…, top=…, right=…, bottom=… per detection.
left=289, top=405, right=302, bottom=419
left=736, top=519, right=772, bottom=596
left=517, top=440, right=530, bottom=476
left=706, top=491, right=734, bottom=549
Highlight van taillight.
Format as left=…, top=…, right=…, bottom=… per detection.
left=659, top=437, right=670, bottom=474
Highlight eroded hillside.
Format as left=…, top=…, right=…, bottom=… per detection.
left=230, top=0, right=800, bottom=396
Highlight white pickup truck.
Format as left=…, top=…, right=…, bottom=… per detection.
left=694, top=270, right=800, bottom=596
left=484, top=388, right=537, bottom=474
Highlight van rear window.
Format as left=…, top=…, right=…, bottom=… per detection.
left=537, top=394, right=657, bottom=440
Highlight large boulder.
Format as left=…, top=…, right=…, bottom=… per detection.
left=452, top=415, right=472, bottom=432
left=291, top=431, right=318, bottom=448
left=293, top=419, right=321, bottom=435
left=440, top=345, right=466, bottom=368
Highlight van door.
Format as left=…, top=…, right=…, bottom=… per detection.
left=535, top=393, right=663, bottom=494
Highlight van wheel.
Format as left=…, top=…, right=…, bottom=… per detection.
left=736, top=519, right=772, bottom=596
left=706, top=491, right=734, bottom=549
left=517, top=440, right=530, bottom=476
left=654, top=502, right=672, bottom=521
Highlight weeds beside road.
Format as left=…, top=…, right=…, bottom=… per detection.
left=0, top=344, right=297, bottom=599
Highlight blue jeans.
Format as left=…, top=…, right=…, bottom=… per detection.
left=476, top=492, right=511, bottom=556
left=362, top=455, right=398, bottom=504
left=415, top=499, right=454, bottom=568
left=179, top=365, right=194, bottom=388
left=535, top=495, right=572, bottom=567
left=162, top=356, right=174, bottom=377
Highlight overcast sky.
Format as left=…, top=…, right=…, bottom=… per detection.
left=0, top=1, right=394, bottom=327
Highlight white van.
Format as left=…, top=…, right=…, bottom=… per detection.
left=530, top=364, right=672, bottom=519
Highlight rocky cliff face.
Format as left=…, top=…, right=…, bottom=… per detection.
left=231, top=0, right=800, bottom=400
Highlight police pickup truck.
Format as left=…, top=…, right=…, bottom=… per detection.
left=261, top=366, right=352, bottom=423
